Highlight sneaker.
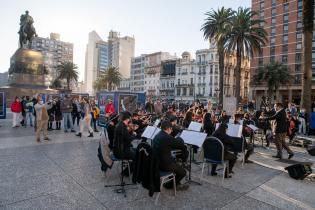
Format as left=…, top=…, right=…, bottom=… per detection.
left=71, top=129, right=76, bottom=133
left=44, top=137, right=51, bottom=141
left=177, top=184, right=189, bottom=191
left=245, top=160, right=254, bottom=164
left=211, top=172, right=218, bottom=176
left=272, top=155, right=282, bottom=159
left=94, top=129, right=99, bottom=132
left=288, top=154, right=294, bottom=160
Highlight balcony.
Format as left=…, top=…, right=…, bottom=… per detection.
left=198, top=71, right=206, bottom=75
left=176, top=83, right=194, bottom=87
left=181, top=72, right=188, bottom=75
left=198, top=83, right=206, bottom=86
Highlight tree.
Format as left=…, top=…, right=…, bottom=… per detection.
left=254, top=62, right=293, bottom=101
left=301, top=0, right=314, bottom=119
left=93, top=67, right=122, bottom=92
left=224, top=7, right=267, bottom=108
left=201, top=7, right=234, bottom=106
left=56, top=61, right=79, bottom=90
left=50, top=78, right=62, bottom=89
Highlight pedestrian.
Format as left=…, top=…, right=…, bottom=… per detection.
left=34, top=97, right=52, bottom=142
left=309, top=108, right=315, bottom=136
left=24, top=96, right=34, bottom=127
left=20, top=96, right=27, bottom=126
left=72, top=98, right=81, bottom=127
left=298, top=107, right=306, bottom=135
left=76, top=98, right=93, bottom=137
left=11, top=96, right=22, bottom=128
left=91, top=103, right=100, bottom=132
left=61, top=94, right=75, bottom=133
left=47, top=99, right=55, bottom=131
left=54, top=98, right=62, bottom=130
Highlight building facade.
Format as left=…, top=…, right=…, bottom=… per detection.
left=144, top=52, right=176, bottom=97
left=160, top=59, right=176, bottom=100
left=84, top=30, right=135, bottom=95
left=130, top=55, right=146, bottom=92
left=251, top=0, right=315, bottom=106
left=31, top=33, right=73, bottom=86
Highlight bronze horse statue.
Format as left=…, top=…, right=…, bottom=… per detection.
left=18, top=11, right=37, bottom=49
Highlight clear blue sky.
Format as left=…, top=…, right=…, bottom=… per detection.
left=0, top=0, right=250, bottom=80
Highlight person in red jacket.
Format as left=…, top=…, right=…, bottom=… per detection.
left=105, top=99, right=115, bottom=117
left=11, top=96, right=22, bottom=127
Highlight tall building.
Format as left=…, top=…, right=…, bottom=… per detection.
left=31, top=33, right=73, bottom=86
left=84, top=30, right=135, bottom=95
left=251, top=0, right=315, bottom=106
left=130, top=55, right=146, bottom=92
left=84, top=31, right=103, bottom=95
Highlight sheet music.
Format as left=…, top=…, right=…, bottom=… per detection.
left=188, top=122, right=202, bottom=131
left=141, top=126, right=161, bottom=139
left=247, top=124, right=259, bottom=131
left=180, top=130, right=207, bottom=147
left=215, top=123, right=243, bottom=138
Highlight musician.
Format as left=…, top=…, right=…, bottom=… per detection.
left=211, top=123, right=237, bottom=178
left=113, top=111, right=137, bottom=175
left=152, top=120, right=189, bottom=191
left=203, top=112, right=214, bottom=136
left=183, top=111, right=193, bottom=128
left=169, top=116, right=182, bottom=138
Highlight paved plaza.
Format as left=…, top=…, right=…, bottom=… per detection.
left=0, top=112, right=315, bottom=210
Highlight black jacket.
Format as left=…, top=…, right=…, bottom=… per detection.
left=265, top=109, right=287, bottom=133
left=212, top=132, right=235, bottom=153
left=152, top=130, right=187, bottom=171
left=132, top=143, right=160, bottom=197
left=113, top=122, right=136, bottom=158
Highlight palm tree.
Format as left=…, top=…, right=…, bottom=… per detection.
left=56, top=61, right=79, bottom=90
left=201, top=7, right=234, bottom=106
left=254, top=62, right=293, bottom=101
left=224, top=7, right=267, bottom=108
left=51, top=78, right=62, bottom=89
left=301, top=0, right=314, bottom=119
left=93, top=67, right=122, bottom=92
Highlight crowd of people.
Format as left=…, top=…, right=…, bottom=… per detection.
left=9, top=94, right=315, bottom=191
left=10, top=94, right=102, bottom=142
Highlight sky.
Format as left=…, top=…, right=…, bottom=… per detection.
left=0, top=0, right=250, bottom=80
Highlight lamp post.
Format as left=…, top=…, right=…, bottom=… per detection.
left=215, top=87, right=220, bottom=106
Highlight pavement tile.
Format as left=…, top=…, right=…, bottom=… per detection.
left=220, top=196, right=281, bottom=210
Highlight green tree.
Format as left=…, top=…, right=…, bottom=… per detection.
left=56, top=61, right=79, bottom=90
left=224, top=7, right=267, bottom=107
left=50, top=78, right=62, bottom=89
left=93, top=67, right=122, bottom=92
left=254, top=62, right=293, bottom=101
left=301, top=0, right=314, bottom=118
left=201, top=7, right=234, bottom=106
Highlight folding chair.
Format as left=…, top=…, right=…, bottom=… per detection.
left=110, top=153, right=132, bottom=183
left=155, top=171, right=176, bottom=205
left=200, top=136, right=229, bottom=184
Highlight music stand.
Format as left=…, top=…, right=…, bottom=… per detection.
left=180, top=130, right=207, bottom=185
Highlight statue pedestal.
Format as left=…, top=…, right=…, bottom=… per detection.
left=0, top=48, right=58, bottom=107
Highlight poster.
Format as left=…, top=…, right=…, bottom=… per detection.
left=223, top=96, right=237, bottom=116
left=118, top=94, right=138, bottom=113
left=98, top=92, right=115, bottom=127
left=0, top=92, right=6, bottom=119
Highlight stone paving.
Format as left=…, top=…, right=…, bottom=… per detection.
left=0, top=112, right=315, bottom=210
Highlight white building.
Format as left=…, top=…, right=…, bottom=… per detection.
left=118, top=78, right=131, bottom=91
left=31, top=33, right=73, bottom=86
left=84, top=30, right=135, bottom=95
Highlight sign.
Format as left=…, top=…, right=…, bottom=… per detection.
left=223, top=96, right=237, bottom=116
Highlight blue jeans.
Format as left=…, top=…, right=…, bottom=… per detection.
left=63, top=112, right=74, bottom=131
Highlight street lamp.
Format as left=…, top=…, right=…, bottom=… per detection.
left=215, top=87, right=220, bottom=105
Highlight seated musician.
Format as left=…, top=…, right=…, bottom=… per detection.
left=152, top=120, right=189, bottom=191
left=211, top=123, right=237, bottom=178
left=234, top=114, right=254, bottom=164
left=113, top=111, right=137, bottom=176
left=169, top=116, right=182, bottom=138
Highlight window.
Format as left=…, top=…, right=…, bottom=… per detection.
left=296, top=43, right=302, bottom=50
left=271, top=27, right=276, bottom=35
left=178, top=79, right=180, bottom=85
left=283, top=45, right=288, bottom=53
left=296, top=33, right=302, bottom=40
left=283, top=14, right=289, bottom=22
left=260, top=2, right=264, bottom=9
left=283, top=25, right=288, bottom=33
left=295, top=64, right=301, bottom=72
left=296, top=53, right=301, bottom=63
left=272, top=8, right=276, bottom=16
left=270, top=46, right=275, bottom=55
left=177, top=88, right=181, bottom=96
left=270, top=37, right=275, bottom=44
left=189, top=88, right=193, bottom=96
left=190, top=78, right=193, bottom=84
left=313, top=53, right=315, bottom=61
left=284, top=4, right=289, bottom=13
left=283, top=35, right=288, bottom=43
left=272, top=18, right=276, bottom=24
left=259, top=57, right=264, bottom=66
left=297, top=22, right=302, bottom=29
left=260, top=11, right=264, bottom=17
left=298, top=0, right=302, bottom=8
left=298, top=11, right=302, bottom=18
left=270, top=56, right=276, bottom=63
left=183, top=88, right=187, bottom=96
left=282, top=55, right=288, bottom=63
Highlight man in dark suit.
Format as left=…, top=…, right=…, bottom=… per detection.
left=262, top=102, right=294, bottom=159
left=113, top=111, right=136, bottom=175
left=152, top=120, right=189, bottom=191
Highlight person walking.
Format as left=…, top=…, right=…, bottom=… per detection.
left=34, top=98, right=52, bottom=142
left=11, top=96, right=22, bottom=128
left=298, top=108, right=307, bottom=135
left=72, top=98, right=81, bottom=127
left=76, top=98, right=93, bottom=138
left=262, top=103, right=294, bottom=159
left=91, top=103, right=100, bottom=132
left=61, top=95, right=75, bottom=133
left=54, top=98, right=62, bottom=130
